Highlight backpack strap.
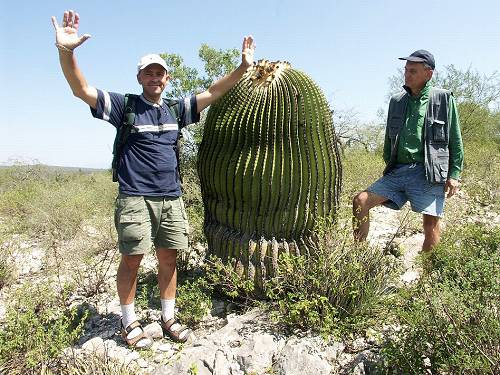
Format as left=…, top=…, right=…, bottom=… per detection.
left=164, top=98, right=180, bottom=124
left=164, top=98, right=185, bottom=184
left=112, top=93, right=138, bottom=182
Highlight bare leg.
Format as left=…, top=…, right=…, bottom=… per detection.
left=116, top=253, right=153, bottom=348
left=156, top=248, right=177, bottom=300
left=156, top=248, right=191, bottom=341
left=422, top=214, right=440, bottom=252
left=116, top=254, right=143, bottom=304
left=352, top=191, right=388, bottom=241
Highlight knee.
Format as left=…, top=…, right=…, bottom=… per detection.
left=353, top=192, right=368, bottom=211
left=120, top=254, right=143, bottom=271
left=157, top=249, right=177, bottom=268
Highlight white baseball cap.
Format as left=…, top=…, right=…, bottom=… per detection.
left=137, top=54, right=168, bottom=72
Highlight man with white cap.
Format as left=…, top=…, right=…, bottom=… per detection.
left=353, top=49, right=464, bottom=254
left=52, top=10, right=255, bottom=348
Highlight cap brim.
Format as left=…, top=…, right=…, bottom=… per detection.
left=137, top=62, right=168, bottom=72
left=398, top=56, right=426, bottom=63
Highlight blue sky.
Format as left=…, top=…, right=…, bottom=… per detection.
left=1, top=0, right=499, bottom=168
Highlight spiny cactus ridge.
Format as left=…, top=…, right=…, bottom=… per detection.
left=198, top=60, right=342, bottom=289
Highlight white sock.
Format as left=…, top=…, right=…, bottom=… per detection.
left=120, top=302, right=151, bottom=347
left=121, top=302, right=138, bottom=329
left=161, top=298, right=175, bottom=321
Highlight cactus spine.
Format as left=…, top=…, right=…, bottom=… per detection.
left=198, top=60, right=342, bottom=287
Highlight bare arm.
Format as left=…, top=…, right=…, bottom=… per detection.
left=52, top=10, right=97, bottom=109
left=196, top=36, right=255, bottom=113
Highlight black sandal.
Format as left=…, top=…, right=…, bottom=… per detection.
left=120, top=320, right=153, bottom=349
left=160, top=317, right=192, bottom=343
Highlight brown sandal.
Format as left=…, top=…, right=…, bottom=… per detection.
left=120, top=320, right=153, bottom=349
left=160, top=317, right=192, bottom=343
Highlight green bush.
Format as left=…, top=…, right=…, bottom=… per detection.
left=204, top=255, right=256, bottom=303
left=340, top=148, right=385, bottom=216
left=135, top=271, right=161, bottom=311
left=180, top=159, right=205, bottom=246
left=135, top=270, right=212, bottom=327
left=0, top=282, right=87, bottom=374
left=203, top=215, right=399, bottom=337
left=70, top=233, right=119, bottom=298
left=380, top=224, right=500, bottom=374
left=176, top=276, right=213, bottom=326
left=264, top=219, right=399, bottom=336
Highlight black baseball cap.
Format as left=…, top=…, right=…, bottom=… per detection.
left=398, top=49, right=435, bottom=69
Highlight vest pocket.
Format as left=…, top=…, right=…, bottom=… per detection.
left=432, top=120, right=446, bottom=142
left=432, top=155, right=449, bottom=183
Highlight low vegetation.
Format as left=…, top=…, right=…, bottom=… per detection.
left=0, top=58, right=498, bottom=373
left=0, top=282, right=87, bottom=374
left=380, top=224, right=500, bottom=374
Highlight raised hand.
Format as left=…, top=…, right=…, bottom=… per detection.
left=241, top=35, right=256, bottom=68
left=51, top=10, right=91, bottom=51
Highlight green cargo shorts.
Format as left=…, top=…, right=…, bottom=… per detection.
left=114, top=194, right=189, bottom=255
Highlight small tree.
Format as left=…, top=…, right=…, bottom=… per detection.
left=160, top=44, right=239, bottom=98
left=159, top=43, right=240, bottom=158
left=332, top=106, right=386, bottom=152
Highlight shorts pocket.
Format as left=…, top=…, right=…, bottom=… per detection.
left=118, top=214, right=145, bottom=241
left=115, top=196, right=146, bottom=242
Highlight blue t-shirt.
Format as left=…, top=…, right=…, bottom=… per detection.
left=91, top=90, right=199, bottom=196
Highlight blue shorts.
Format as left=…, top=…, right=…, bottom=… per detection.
left=367, top=163, right=445, bottom=217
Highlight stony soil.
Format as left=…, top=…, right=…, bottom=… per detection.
left=3, top=195, right=495, bottom=374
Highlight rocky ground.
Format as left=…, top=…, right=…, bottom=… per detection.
left=2, top=199, right=489, bottom=375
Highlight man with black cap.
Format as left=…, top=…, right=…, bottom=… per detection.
left=353, top=49, right=464, bottom=253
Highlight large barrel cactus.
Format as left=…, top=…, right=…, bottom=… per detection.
left=198, top=60, right=341, bottom=287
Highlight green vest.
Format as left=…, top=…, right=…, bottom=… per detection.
left=384, top=88, right=452, bottom=184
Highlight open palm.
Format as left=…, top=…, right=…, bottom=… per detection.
left=241, top=36, right=256, bottom=68
left=51, top=10, right=91, bottom=50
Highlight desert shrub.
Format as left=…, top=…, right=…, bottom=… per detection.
left=380, top=224, right=500, bottom=374
left=176, top=156, right=207, bottom=273
left=70, top=232, right=119, bottom=298
left=0, top=282, right=87, bottom=374
left=0, top=165, right=115, bottom=241
left=264, top=219, right=399, bottom=336
left=461, top=140, right=500, bottom=210
left=204, top=217, right=399, bottom=336
left=57, top=352, right=137, bottom=375
left=180, top=165, right=205, bottom=246
left=0, top=236, right=15, bottom=290
left=340, top=147, right=385, bottom=212
left=0, top=256, right=11, bottom=290
left=176, top=276, right=213, bottom=326
left=204, top=255, right=256, bottom=304
left=135, top=270, right=212, bottom=326
left=135, top=271, right=161, bottom=311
